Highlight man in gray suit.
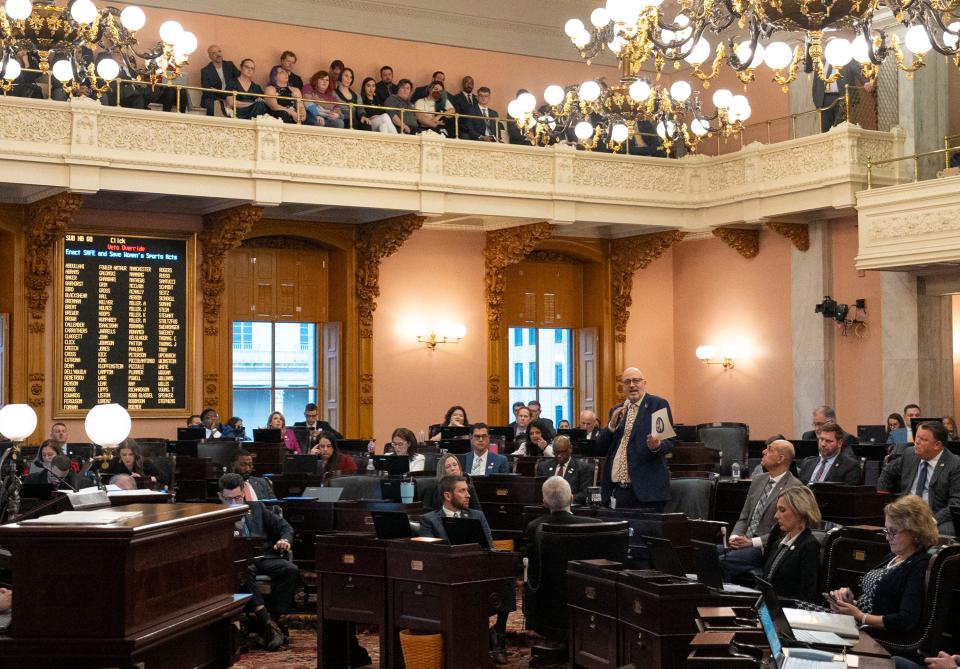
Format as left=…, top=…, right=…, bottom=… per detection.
left=721, top=439, right=803, bottom=579
left=878, top=421, right=960, bottom=535
left=811, top=60, right=873, bottom=132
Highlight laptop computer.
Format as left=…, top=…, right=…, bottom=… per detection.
left=642, top=535, right=686, bottom=577
left=440, top=426, right=471, bottom=440
left=371, top=455, right=410, bottom=476
left=167, top=440, right=199, bottom=457
left=488, top=426, right=514, bottom=443
left=791, top=439, right=820, bottom=460
left=557, top=428, right=587, bottom=440
left=177, top=427, right=205, bottom=441
left=759, top=599, right=846, bottom=668
left=301, top=486, right=344, bottom=502
left=783, top=607, right=860, bottom=640
left=284, top=454, right=320, bottom=475
left=371, top=511, right=414, bottom=540
left=441, top=516, right=491, bottom=550
left=690, top=539, right=761, bottom=594
left=436, top=439, right=471, bottom=455
left=755, top=577, right=854, bottom=647
left=253, top=428, right=283, bottom=444
left=857, top=425, right=887, bottom=444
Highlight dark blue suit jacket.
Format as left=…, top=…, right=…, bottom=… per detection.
left=242, top=501, right=294, bottom=557
left=464, top=450, right=510, bottom=475
left=598, top=393, right=674, bottom=503
left=417, top=507, right=493, bottom=546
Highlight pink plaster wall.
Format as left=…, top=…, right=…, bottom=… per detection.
left=831, top=217, right=883, bottom=429
left=670, top=233, right=794, bottom=437
left=371, top=229, right=487, bottom=445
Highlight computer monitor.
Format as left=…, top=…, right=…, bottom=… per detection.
left=674, top=424, right=699, bottom=443
left=371, top=454, right=410, bottom=476
left=557, top=428, right=587, bottom=440
left=791, top=439, right=819, bottom=460
left=167, top=440, right=198, bottom=457
left=857, top=425, right=887, bottom=444
left=488, top=426, right=514, bottom=443
left=437, top=439, right=471, bottom=455
left=177, top=427, right=205, bottom=441
left=292, top=426, right=313, bottom=452
left=302, top=486, right=344, bottom=502
left=284, top=454, right=320, bottom=475
left=911, top=418, right=944, bottom=435
left=642, top=535, right=685, bottom=577
left=65, top=443, right=96, bottom=460
left=372, top=511, right=414, bottom=540
left=441, top=516, right=491, bottom=550
left=440, top=426, right=471, bottom=440
left=253, top=428, right=283, bottom=444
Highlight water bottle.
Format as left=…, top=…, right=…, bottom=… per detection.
left=419, top=430, right=425, bottom=444
left=731, top=460, right=741, bottom=481
left=366, top=439, right=376, bottom=475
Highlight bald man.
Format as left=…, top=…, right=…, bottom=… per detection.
left=579, top=409, right=600, bottom=440
left=200, top=44, right=240, bottom=116
left=598, top=367, right=675, bottom=511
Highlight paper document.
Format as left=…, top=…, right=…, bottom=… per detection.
left=784, top=608, right=860, bottom=639
left=21, top=509, right=143, bottom=525
left=650, top=407, right=676, bottom=440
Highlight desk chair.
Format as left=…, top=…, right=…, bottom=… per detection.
left=697, top=423, right=748, bottom=476
left=665, top=472, right=719, bottom=520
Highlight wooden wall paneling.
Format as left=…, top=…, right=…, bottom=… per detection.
left=299, top=250, right=327, bottom=323
left=253, top=251, right=275, bottom=320
left=228, top=248, right=254, bottom=321
left=275, top=249, right=299, bottom=320
left=578, top=327, right=598, bottom=415
left=322, top=321, right=340, bottom=430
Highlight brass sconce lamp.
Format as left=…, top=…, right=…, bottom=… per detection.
left=695, top=345, right=734, bottom=371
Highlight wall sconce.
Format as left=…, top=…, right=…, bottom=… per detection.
left=416, top=324, right=466, bottom=350
left=695, top=345, right=734, bottom=371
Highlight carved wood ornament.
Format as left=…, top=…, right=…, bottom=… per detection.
left=355, top=214, right=424, bottom=339
left=610, top=230, right=685, bottom=343
left=199, top=204, right=263, bottom=337
left=765, top=221, right=810, bottom=251
left=712, top=226, right=760, bottom=259
left=484, top=222, right=554, bottom=341
left=24, top=192, right=84, bottom=329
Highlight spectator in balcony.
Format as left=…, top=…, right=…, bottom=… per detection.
left=507, top=89, right=533, bottom=146
left=10, top=49, right=43, bottom=99
left=812, top=60, right=873, bottom=132
left=384, top=79, right=419, bottom=134
left=449, top=76, right=478, bottom=116
left=302, top=70, right=344, bottom=128
left=264, top=65, right=307, bottom=125
left=414, top=81, right=455, bottom=136
left=473, top=87, right=500, bottom=142
left=200, top=44, right=240, bottom=116
left=335, top=67, right=360, bottom=130
left=101, top=51, right=148, bottom=110
left=328, top=60, right=345, bottom=85
left=358, top=76, right=396, bottom=133
left=226, top=59, right=268, bottom=120
left=412, top=71, right=446, bottom=103
left=374, top=65, right=398, bottom=106
left=278, top=50, right=303, bottom=91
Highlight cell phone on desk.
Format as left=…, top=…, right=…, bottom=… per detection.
left=823, top=591, right=838, bottom=606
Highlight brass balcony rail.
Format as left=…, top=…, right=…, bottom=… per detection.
left=866, top=139, right=960, bottom=189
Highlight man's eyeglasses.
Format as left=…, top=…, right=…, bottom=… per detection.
left=222, top=494, right=244, bottom=504
left=622, top=378, right=645, bottom=386
left=472, top=433, right=490, bottom=441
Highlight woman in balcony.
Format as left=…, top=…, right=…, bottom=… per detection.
left=267, top=411, right=301, bottom=454
left=357, top=76, right=396, bottom=133
left=302, top=70, right=344, bottom=128
left=226, top=58, right=268, bottom=120
left=264, top=65, right=307, bottom=125
left=335, top=67, right=361, bottom=130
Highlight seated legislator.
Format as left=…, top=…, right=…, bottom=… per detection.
left=721, top=439, right=802, bottom=580
left=423, top=454, right=481, bottom=512
left=878, top=421, right=960, bottom=535
left=102, top=439, right=168, bottom=487
left=534, top=436, right=592, bottom=505
left=266, top=411, right=301, bottom=454
left=110, top=473, right=137, bottom=490
left=293, top=402, right=343, bottom=442
left=219, top=473, right=298, bottom=652
left=387, top=427, right=425, bottom=472
left=27, top=439, right=63, bottom=475
left=429, top=404, right=470, bottom=440
left=893, top=651, right=960, bottom=669
left=801, top=404, right=858, bottom=456
left=464, top=423, right=510, bottom=476
left=760, top=486, right=822, bottom=604
left=22, top=453, right=93, bottom=490
left=309, top=431, right=357, bottom=477
left=201, top=407, right=235, bottom=440
left=231, top=449, right=276, bottom=500
left=525, top=475, right=602, bottom=541
left=828, top=495, right=936, bottom=635
left=579, top=409, right=601, bottom=440
left=513, top=419, right=555, bottom=457
left=799, top=422, right=861, bottom=485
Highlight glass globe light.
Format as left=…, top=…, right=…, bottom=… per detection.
left=628, top=79, right=651, bottom=101
left=904, top=24, right=932, bottom=54
left=695, top=345, right=716, bottom=360
left=943, top=22, right=959, bottom=49
left=573, top=29, right=591, bottom=48
left=685, top=37, right=711, bottom=65
left=729, top=94, right=749, bottom=115
left=672, top=14, right=692, bottom=41
left=691, top=118, right=709, bottom=136
left=735, top=41, right=764, bottom=68
left=851, top=35, right=872, bottom=63
left=175, top=30, right=198, bottom=55
left=96, top=57, right=120, bottom=81
left=2, top=59, right=20, bottom=81
left=641, top=0, right=663, bottom=8
left=120, top=5, right=146, bottom=31
left=579, top=80, right=601, bottom=102
left=670, top=80, right=692, bottom=102
left=84, top=403, right=132, bottom=447
left=656, top=120, right=676, bottom=138
left=158, top=19, right=183, bottom=45
left=661, top=29, right=677, bottom=44
left=591, top=7, right=610, bottom=28
left=0, top=404, right=37, bottom=441
left=574, top=121, right=594, bottom=140
left=763, top=41, right=793, bottom=70
left=712, top=88, right=733, bottom=109
left=52, top=59, right=75, bottom=83
left=564, top=18, right=585, bottom=38
left=543, top=85, right=565, bottom=106
left=610, top=123, right=629, bottom=143
left=4, top=0, right=32, bottom=21
left=824, top=38, right=853, bottom=66
left=606, top=0, right=638, bottom=23
left=70, top=0, right=97, bottom=25
left=608, top=35, right=624, bottom=54
left=507, top=100, right=523, bottom=120
left=517, top=92, right=537, bottom=113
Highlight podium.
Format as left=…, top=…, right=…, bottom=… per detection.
left=0, top=503, right=248, bottom=668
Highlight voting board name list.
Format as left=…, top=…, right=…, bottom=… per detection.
left=61, top=234, right=188, bottom=412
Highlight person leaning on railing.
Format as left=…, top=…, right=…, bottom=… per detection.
left=264, top=65, right=307, bottom=125
left=302, top=70, right=344, bottom=128
left=225, top=58, right=268, bottom=120
left=383, top=79, right=420, bottom=134
left=357, top=77, right=397, bottom=133
left=335, top=67, right=360, bottom=128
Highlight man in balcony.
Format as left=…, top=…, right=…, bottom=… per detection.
left=812, top=60, right=873, bottom=132
left=200, top=44, right=240, bottom=116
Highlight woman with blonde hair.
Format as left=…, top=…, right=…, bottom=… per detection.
left=424, top=453, right=481, bottom=512
left=760, top=486, right=822, bottom=603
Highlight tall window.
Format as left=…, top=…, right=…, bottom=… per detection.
left=232, top=321, right=317, bottom=425
left=508, top=327, right=573, bottom=426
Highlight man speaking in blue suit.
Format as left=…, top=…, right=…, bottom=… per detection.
left=599, top=367, right=674, bottom=511
left=464, top=423, right=511, bottom=476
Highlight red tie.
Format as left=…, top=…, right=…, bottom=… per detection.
left=812, top=459, right=827, bottom=483
left=557, top=463, right=565, bottom=478
left=243, top=481, right=255, bottom=502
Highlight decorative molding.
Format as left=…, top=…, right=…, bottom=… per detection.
left=242, top=236, right=328, bottom=250
left=484, top=222, right=555, bottom=341
left=199, top=204, right=263, bottom=337
left=23, top=191, right=83, bottom=326
left=609, top=231, right=686, bottom=343
left=28, top=372, right=43, bottom=409
left=526, top=250, right=579, bottom=263
left=488, top=374, right=502, bottom=406
left=359, top=373, right=374, bottom=406
left=712, top=227, right=760, bottom=259
left=766, top=221, right=810, bottom=251
left=203, top=372, right=218, bottom=410
left=355, top=214, right=425, bottom=339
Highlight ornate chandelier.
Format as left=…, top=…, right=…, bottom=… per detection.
left=564, top=0, right=960, bottom=89
left=508, top=78, right=750, bottom=154
left=0, top=0, right=197, bottom=95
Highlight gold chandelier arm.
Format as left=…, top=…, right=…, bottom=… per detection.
left=891, top=36, right=926, bottom=76
left=771, top=45, right=803, bottom=91
left=691, top=43, right=726, bottom=86
left=736, top=68, right=757, bottom=84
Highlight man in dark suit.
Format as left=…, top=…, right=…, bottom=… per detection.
left=578, top=409, right=601, bottom=440
left=811, top=60, right=873, bottom=132
left=798, top=422, right=861, bottom=485
left=219, top=473, right=297, bottom=651
left=800, top=404, right=857, bottom=456
left=292, top=402, right=343, bottom=441
left=507, top=400, right=526, bottom=434
left=598, top=367, right=674, bottom=511
left=464, top=423, right=510, bottom=476
left=449, top=76, right=477, bottom=114
left=201, top=407, right=235, bottom=439
left=535, top=436, right=592, bottom=504
left=200, top=44, right=240, bottom=116
left=231, top=449, right=276, bottom=500
left=528, top=400, right=555, bottom=432
left=721, top=440, right=802, bottom=580
left=374, top=65, right=398, bottom=106
left=878, top=421, right=960, bottom=534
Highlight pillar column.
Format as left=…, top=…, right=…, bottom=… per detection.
left=881, top=272, right=920, bottom=414
left=917, top=283, right=954, bottom=415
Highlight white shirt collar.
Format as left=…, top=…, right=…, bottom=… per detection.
left=768, top=471, right=787, bottom=485
left=442, top=506, right=462, bottom=518
left=922, top=448, right=945, bottom=470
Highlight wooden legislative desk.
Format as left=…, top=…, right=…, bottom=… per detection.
left=470, top=474, right=546, bottom=543
left=716, top=479, right=888, bottom=527
left=0, top=503, right=248, bottom=668
left=667, top=442, right=720, bottom=473
left=315, top=533, right=517, bottom=669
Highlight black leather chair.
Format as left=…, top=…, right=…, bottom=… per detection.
left=664, top=472, right=719, bottom=520
left=697, top=422, right=748, bottom=476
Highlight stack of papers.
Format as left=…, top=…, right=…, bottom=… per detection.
left=21, top=509, right=143, bottom=525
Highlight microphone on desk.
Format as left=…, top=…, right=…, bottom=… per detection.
left=42, top=456, right=79, bottom=493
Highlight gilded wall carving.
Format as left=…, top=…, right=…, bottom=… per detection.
left=355, top=214, right=425, bottom=338
left=766, top=222, right=810, bottom=251
left=24, top=191, right=84, bottom=326
left=484, top=222, right=554, bottom=341
left=713, top=226, right=761, bottom=258
left=610, top=230, right=686, bottom=343
left=200, top=204, right=263, bottom=336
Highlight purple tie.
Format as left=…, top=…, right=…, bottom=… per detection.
left=812, top=458, right=827, bottom=483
